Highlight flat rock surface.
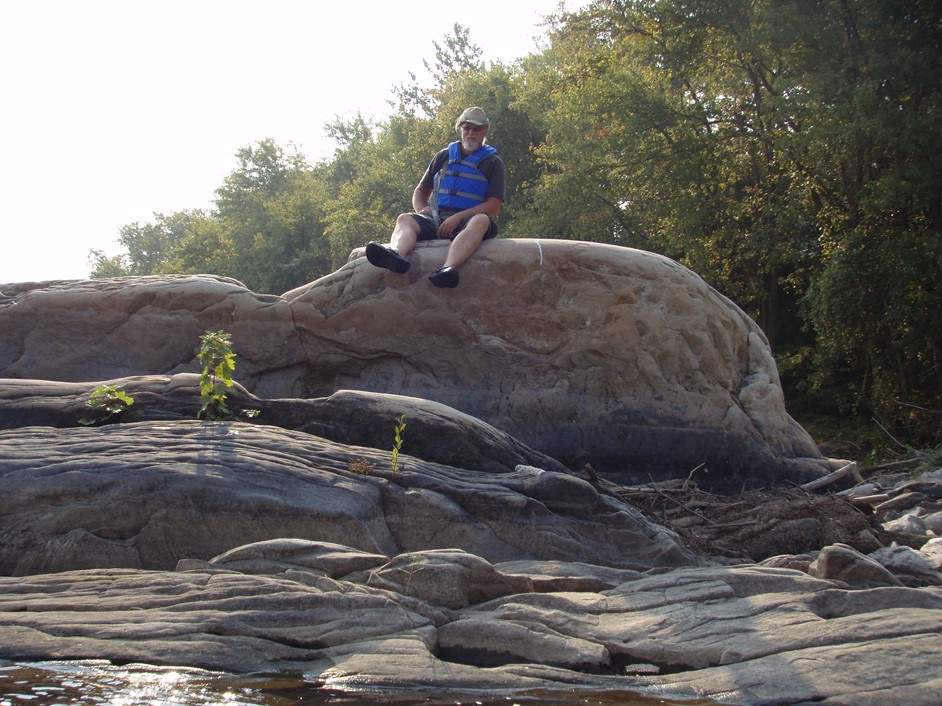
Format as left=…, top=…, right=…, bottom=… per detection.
left=1, top=560, right=939, bottom=705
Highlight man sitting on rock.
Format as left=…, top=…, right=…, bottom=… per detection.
left=366, top=107, right=506, bottom=288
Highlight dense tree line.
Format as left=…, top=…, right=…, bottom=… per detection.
left=90, top=1, right=941, bottom=442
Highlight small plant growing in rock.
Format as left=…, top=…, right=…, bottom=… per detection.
left=400, top=551, right=425, bottom=586
left=196, top=330, right=259, bottom=422
left=78, top=384, right=134, bottom=426
left=348, top=458, right=376, bottom=476
left=197, top=330, right=238, bottom=421
left=391, top=414, right=407, bottom=472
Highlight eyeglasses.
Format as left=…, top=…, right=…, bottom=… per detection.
left=460, top=123, right=486, bottom=132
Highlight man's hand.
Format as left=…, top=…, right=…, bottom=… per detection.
left=438, top=213, right=463, bottom=238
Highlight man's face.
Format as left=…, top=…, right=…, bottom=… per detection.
left=460, top=122, right=488, bottom=153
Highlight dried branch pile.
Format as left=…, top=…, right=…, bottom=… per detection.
left=613, top=477, right=880, bottom=561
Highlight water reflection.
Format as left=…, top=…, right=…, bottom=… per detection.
left=1, top=661, right=301, bottom=706
left=0, top=660, right=711, bottom=705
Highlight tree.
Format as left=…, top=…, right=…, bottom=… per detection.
left=93, top=140, right=334, bottom=293
left=213, top=139, right=331, bottom=293
left=89, top=210, right=206, bottom=278
left=88, top=250, right=130, bottom=278
left=163, top=211, right=234, bottom=277
left=392, top=23, right=485, bottom=118
left=514, top=0, right=819, bottom=334
left=795, top=0, right=942, bottom=433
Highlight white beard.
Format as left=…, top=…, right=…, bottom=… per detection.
left=461, top=137, right=482, bottom=153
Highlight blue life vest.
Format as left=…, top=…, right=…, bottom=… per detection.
left=436, top=142, right=498, bottom=211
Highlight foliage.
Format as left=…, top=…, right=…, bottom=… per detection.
left=793, top=0, right=942, bottom=438
left=87, top=250, right=129, bottom=278
left=197, top=330, right=250, bottom=422
left=163, top=213, right=234, bottom=277
left=400, top=552, right=426, bottom=586
left=78, top=385, right=135, bottom=426
left=515, top=0, right=823, bottom=329
left=91, top=141, right=333, bottom=293
left=392, top=23, right=485, bottom=119
left=89, top=211, right=211, bottom=277
left=391, top=414, right=407, bottom=473
left=322, top=114, right=430, bottom=262
left=213, top=139, right=333, bottom=293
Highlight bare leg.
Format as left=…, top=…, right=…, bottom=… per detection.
left=390, top=214, right=421, bottom=256
left=443, top=214, right=489, bottom=268
left=367, top=213, right=421, bottom=274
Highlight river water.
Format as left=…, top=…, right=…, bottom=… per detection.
left=0, top=660, right=716, bottom=706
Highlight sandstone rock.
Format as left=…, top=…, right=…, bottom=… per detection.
left=2, top=247, right=939, bottom=704
left=630, top=634, right=942, bottom=706
left=0, top=568, right=442, bottom=674
left=362, top=549, right=532, bottom=610
left=839, top=472, right=942, bottom=546
left=436, top=617, right=611, bottom=670
left=807, top=543, right=903, bottom=588
left=923, top=537, right=942, bottom=562
left=922, top=510, right=942, bottom=534
left=0, top=275, right=302, bottom=395
left=0, top=420, right=693, bottom=576
left=875, top=491, right=930, bottom=518
left=0, top=240, right=839, bottom=488
left=292, top=240, right=834, bottom=488
left=204, top=539, right=389, bottom=579
left=883, top=513, right=927, bottom=535
left=495, top=559, right=643, bottom=592
left=869, top=544, right=942, bottom=587
left=2, top=560, right=940, bottom=704
left=759, top=553, right=816, bottom=572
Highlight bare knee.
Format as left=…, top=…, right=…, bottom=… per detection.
left=394, top=213, right=422, bottom=238
left=464, top=214, right=490, bottom=234
left=391, top=214, right=419, bottom=254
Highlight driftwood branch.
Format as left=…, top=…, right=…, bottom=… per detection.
left=864, top=457, right=925, bottom=473
left=800, top=462, right=860, bottom=491
left=646, top=483, right=719, bottom=526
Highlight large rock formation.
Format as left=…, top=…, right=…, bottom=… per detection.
left=7, top=240, right=937, bottom=703
left=0, top=415, right=940, bottom=705
left=0, top=239, right=833, bottom=487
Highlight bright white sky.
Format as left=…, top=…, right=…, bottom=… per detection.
left=0, top=0, right=579, bottom=284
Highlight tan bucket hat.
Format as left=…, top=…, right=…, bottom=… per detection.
left=455, top=107, right=490, bottom=131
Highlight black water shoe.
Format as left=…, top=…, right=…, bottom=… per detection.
left=366, top=242, right=410, bottom=274
left=429, top=266, right=459, bottom=288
